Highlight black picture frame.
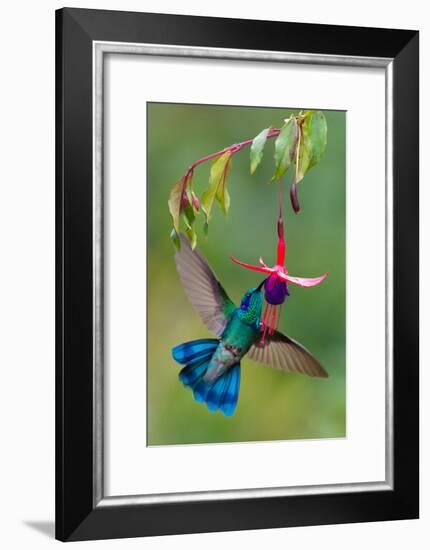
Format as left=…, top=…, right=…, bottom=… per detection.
left=56, top=7, right=419, bottom=542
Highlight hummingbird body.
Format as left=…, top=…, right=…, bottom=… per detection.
left=203, top=292, right=262, bottom=383
left=172, top=234, right=328, bottom=416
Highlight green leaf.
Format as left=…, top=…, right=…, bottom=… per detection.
left=186, top=226, right=197, bottom=250
left=217, top=186, right=230, bottom=215
left=183, top=205, right=196, bottom=232
left=250, top=127, right=270, bottom=174
left=170, top=227, right=180, bottom=250
left=306, top=110, right=327, bottom=169
left=296, top=125, right=309, bottom=183
left=183, top=200, right=195, bottom=229
left=182, top=198, right=198, bottom=248
left=201, top=152, right=232, bottom=220
left=215, top=153, right=232, bottom=216
left=216, top=156, right=232, bottom=215
left=168, top=179, right=183, bottom=232
left=296, top=111, right=327, bottom=182
left=273, top=118, right=297, bottom=179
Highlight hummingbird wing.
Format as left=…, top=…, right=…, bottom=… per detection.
left=175, top=233, right=236, bottom=337
left=248, top=330, right=328, bottom=378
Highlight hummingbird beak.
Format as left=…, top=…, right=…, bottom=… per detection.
left=256, top=279, right=265, bottom=292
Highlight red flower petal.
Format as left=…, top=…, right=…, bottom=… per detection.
left=279, top=272, right=328, bottom=287
left=230, top=257, right=274, bottom=275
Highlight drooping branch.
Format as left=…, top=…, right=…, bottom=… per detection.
left=168, top=110, right=327, bottom=249
left=181, top=127, right=282, bottom=193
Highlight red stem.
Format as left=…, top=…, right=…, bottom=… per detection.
left=183, top=127, right=281, bottom=182
left=277, top=177, right=286, bottom=265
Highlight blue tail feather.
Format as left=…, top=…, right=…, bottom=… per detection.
left=172, top=338, right=241, bottom=416
left=193, top=363, right=241, bottom=416
left=173, top=339, right=217, bottom=390
left=220, top=365, right=241, bottom=416
left=193, top=377, right=211, bottom=403
left=178, top=357, right=209, bottom=386
left=172, top=339, right=218, bottom=365
left=206, top=374, right=230, bottom=412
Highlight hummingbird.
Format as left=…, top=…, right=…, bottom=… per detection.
left=172, top=234, right=328, bottom=416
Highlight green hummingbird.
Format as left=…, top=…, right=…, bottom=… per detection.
left=172, top=234, right=328, bottom=416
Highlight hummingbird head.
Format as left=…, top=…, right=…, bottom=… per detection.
left=238, top=283, right=264, bottom=325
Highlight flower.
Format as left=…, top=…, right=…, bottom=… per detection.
left=230, top=180, right=327, bottom=341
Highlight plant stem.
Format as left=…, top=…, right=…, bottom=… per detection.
left=184, top=127, right=281, bottom=180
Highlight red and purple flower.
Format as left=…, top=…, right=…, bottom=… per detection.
left=231, top=181, right=327, bottom=341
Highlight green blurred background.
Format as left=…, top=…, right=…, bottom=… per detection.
left=147, top=103, right=346, bottom=445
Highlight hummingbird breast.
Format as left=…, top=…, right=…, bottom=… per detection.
left=203, top=312, right=260, bottom=383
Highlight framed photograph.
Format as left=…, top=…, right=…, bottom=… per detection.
left=56, top=8, right=419, bottom=541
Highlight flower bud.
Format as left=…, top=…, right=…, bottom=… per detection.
left=181, top=192, right=189, bottom=209
left=192, top=193, right=200, bottom=212
left=290, top=182, right=301, bottom=214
